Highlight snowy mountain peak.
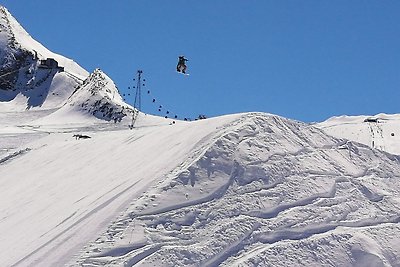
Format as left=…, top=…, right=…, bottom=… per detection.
left=59, top=68, right=134, bottom=123
left=81, top=68, right=120, bottom=99
left=0, top=5, right=87, bottom=79
left=0, top=6, right=89, bottom=111
left=0, top=6, right=20, bottom=50
left=0, top=6, right=35, bottom=92
left=0, top=5, right=31, bottom=46
left=0, top=7, right=135, bottom=124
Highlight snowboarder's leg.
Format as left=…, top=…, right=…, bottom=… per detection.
left=182, top=64, right=187, bottom=74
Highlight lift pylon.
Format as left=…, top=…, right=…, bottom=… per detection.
left=129, top=70, right=145, bottom=129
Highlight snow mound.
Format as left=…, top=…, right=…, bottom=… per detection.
left=1, top=111, right=400, bottom=266
left=66, top=113, right=400, bottom=267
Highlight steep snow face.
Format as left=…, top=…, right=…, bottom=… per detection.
left=316, top=113, right=400, bottom=155
left=65, top=113, right=400, bottom=267
left=0, top=6, right=88, bottom=111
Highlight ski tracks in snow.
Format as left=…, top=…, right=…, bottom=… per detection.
left=368, top=120, right=386, bottom=151
left=0, top=147, right=31, bottom=164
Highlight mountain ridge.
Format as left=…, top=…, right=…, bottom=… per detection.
left=33, top=68, right=135, bottom=125
left=0, top=5, right=137, bottom=125
left=0, top=6, right=87, bottom=79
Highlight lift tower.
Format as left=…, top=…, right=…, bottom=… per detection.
left=129, top=70, right=145, bottom=129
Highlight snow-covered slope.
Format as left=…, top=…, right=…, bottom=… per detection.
left=1, top=112, right=400, bottom=267
left=0, top=6, right=88, bottom=111
left=73, top=113, right=400, bottom=267
left=1, top=5, right=400, bottom=267
left=34, top=68, right=135, bottom=125
left=0, top=6, right=136, bottom=128
left=0, top=7, right=87, bottom=79
left=316, top=113, right=400, bottom=155
left=0, top=111, right=240, bottom=266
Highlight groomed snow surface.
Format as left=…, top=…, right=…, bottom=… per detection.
left=1, top=111, right=400, bottom=267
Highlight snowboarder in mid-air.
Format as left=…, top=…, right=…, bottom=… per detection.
left=176, top=55, right=189, bottom=74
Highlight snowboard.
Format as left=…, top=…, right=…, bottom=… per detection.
left=177, top=71, right=190, bottom=76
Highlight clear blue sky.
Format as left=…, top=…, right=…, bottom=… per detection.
left=2, top=0, right=400, bottom=122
